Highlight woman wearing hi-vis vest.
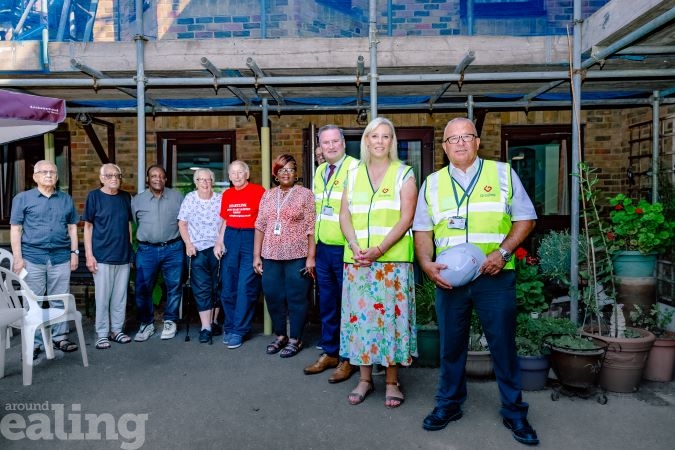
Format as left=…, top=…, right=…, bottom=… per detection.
left=338, top=117, right=418, bottom=409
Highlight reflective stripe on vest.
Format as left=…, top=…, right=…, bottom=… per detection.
left=424, top=159, right=515, bottom=269
left=344, top=161, right=414, bottom=263
left=313, top=155, right=359, bottom=245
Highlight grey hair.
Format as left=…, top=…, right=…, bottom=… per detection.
left=193, top=167, right=215, bottom=184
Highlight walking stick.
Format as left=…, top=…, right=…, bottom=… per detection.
left=184, top=256, right=192, bottom=342
left=209, top=257, right=222, bottom=345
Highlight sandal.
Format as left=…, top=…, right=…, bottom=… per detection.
left=385, top=381, right=405, bottom=408
left=266, top=336, right=289, bottom=355
left=95, top=338, right=111, bottom=350
left=54, top=339, right=78, bottom=353
left=348, top=379, right=375, bottom=405
left=109, top=332, right=131, bottom=344
left=279, top=339, right=303, bottom=358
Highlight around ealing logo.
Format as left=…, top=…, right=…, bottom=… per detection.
left=1, top=402, right=148, bottom=449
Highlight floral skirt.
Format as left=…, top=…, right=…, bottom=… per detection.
left=339, top=262, right=417, bottom=366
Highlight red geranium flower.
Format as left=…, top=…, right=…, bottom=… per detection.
left=614, top=204, right=624, bottom=211
left=514, top=248, right=528, bottom=261
left=635, top=208, right=643, bottom=214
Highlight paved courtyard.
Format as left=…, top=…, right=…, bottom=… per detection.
left=1, top=315, right=674, bottom=450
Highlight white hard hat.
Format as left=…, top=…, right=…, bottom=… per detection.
left=436, top=243, right=486, bottom=287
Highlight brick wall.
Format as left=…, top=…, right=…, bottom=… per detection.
left=94, top=0, right=610, bottom=41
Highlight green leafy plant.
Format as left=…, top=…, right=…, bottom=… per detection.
left=415, top=274, right=437, bottom=329
left=606, top=193, right=674, bottom=255
left=576, top=163, right=617, bottom=336
left=629, top=304, right=674, bottom=338
left=536, top=230, right=588, bottom=286
left=515, top=314, right=578, bottom=356
left=544, top=334, right=602, bottom=351
left=514, top=248, right=547, bottom=315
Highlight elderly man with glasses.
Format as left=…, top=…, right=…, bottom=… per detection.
left=83, top=163, right=134, bottom=350
left=10, top=160, right=80, bottom=359
left=413, top=118, right=539, bottom=445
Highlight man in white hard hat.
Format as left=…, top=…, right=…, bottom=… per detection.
left=412, top=118, right=539, bottom=445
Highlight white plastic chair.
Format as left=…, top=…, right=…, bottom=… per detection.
left=0, top=267, right=88, bottom=385
left=0, top=248, right=15, bottom=348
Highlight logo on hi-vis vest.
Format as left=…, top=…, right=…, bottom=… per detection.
left=480, top=184, right=496, bottom=198
left=382, top=188, right=390, bottom=194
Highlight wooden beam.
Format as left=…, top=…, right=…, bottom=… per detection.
left=581, top=0, right=673, bottom=53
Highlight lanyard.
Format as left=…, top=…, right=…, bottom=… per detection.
left=322, top=162, right=341, bottom=204
left=450, top=159, right=483, bottom=215
left=275, top=186, right=295, bottom=223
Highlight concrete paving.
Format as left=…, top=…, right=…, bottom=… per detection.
left=1, top=315, right=673, bottom=450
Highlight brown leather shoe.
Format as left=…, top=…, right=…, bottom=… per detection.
left=303, top=353, right=339, bottom=375
left=328, top=360, right=358, bottom=384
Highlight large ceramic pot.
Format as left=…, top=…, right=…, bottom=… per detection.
left=643, top=332, right=675, bottom=382
left=544, top=335, right=606, bottom=390
left=466, top=350, right=494, bottom=377
left=416, top=327, right=440, bottom=368
left=612, top=251, right=658, bottom=324
left=612, top=251, right=657, bottom=277
left=582, top=326, right=656, bottom=393
left=518, top=354, right=550, bottom=391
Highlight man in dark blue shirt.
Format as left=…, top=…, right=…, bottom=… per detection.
left=10, top=160, right=80, bottom=357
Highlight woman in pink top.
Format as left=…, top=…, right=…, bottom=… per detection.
left=254, top=154, right=316, bottom=358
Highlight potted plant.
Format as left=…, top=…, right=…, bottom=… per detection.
left=516, top=313, right=577, bottom=390
left=543, top=333, right=607, bottom=400
left=577, top=163, right=656, bottom=393
left=606, top=193, right=675, bottom=321
left=415, top=274, right=440, bottom=367
left=629, top=304, right=675, bottom=382
left=537, top=230, right=588, bottom=300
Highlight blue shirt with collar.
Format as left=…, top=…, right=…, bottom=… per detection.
left=10, top=188, right=79, bottom=265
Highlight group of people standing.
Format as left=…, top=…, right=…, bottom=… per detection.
left=9, top=116, right=539, bottom=445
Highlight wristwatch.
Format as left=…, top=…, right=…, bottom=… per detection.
left=498, top=247, right=512, bottom=262
left=70, top=249, right=79, bottom=255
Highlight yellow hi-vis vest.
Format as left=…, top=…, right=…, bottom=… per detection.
left=424, top=159, right=515, bottom=270
left=314, top=155, right=359, bottom=245
left=343, top=161, right=414, bottom=263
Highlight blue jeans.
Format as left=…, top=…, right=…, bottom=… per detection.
left=315, top=242, right=345, bottom=356
left=190, top=248, right=219, bottom=313
left=135, top=240, right=184, bottom=324
left=261, top=258, right=311, bottom=340
left=24, top=259, right=71, bottom=349
left=220, top=227, right=260, bottom=337
left=435, top=270, right=528, bottom=420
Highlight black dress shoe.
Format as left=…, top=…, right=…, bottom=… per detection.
left=503, top=417, right=539, bottom=446
left=422, top=406, right=463, bottom=431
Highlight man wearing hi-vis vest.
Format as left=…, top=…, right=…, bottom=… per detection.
left=304, top=125, right=360, bottom=384
left=412, top=117, right=539, bottom=446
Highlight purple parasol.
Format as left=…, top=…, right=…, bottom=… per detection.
left=0, top=90, right=66, bottom=144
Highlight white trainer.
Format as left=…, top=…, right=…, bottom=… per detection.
left=134, top=323, right=155, bottom=342
left=160, top=320, right=177, bottom=340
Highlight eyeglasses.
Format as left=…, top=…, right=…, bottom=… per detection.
left=102, top=173, right=122, bottom=180
left=443, top=134, right=477, bottom=145
left=35, top=170, right=57, bottom=176
left=196, top=178, right=213, bottom=183
left=278, top=168, right=296, bottom=174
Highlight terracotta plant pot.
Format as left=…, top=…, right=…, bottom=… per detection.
left=582, top=326, right=656, bottom=393
left=643, top=332, right=675, bottom=382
